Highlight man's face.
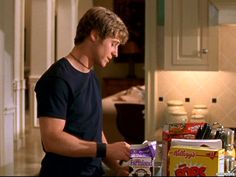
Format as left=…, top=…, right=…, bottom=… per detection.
left=93, top=37, right=120, bottom=68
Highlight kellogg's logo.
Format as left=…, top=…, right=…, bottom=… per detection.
left=175, top=164, right=206, bottom=176
left=174, top=150, right=196, bottom=159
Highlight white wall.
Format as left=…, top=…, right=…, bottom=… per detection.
left=0, top=0, right=15, bottom=170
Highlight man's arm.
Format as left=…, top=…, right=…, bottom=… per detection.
left=39, top=117, right=130, bottom=161
left=39, top=117, right=97, bottom=157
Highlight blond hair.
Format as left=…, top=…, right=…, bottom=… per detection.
left=74, top=6, right=129, bottom=45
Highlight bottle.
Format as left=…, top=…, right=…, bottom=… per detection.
left=224, top=129, right=235, bottom=173
left=224, top=129, right=235, bottom=158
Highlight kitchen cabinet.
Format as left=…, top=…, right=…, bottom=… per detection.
left=210, top=0, right=236, bottom=24
left=157, top=0, right=219, bottom=71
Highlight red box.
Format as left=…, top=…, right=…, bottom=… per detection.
left=162, top=123, right=205, bottom=176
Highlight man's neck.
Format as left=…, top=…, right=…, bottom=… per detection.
left=66, top=45, right=94, bottom=73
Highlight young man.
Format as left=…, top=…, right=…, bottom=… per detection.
left=35, top=7, right=130, bottom=176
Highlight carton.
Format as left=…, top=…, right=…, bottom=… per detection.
left=129, top=157, right=153, bottom=176
left=168, top=146, right=225, bottom=176
left=129, top=141, right=156, bottom=177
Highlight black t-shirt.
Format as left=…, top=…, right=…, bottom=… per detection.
left=35, top=58, right=104, bottom=176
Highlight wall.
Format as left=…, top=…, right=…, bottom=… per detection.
left=93, top=0, right=113, bottom=10
left=0, top=0, right=15, bottom=169
left=157, top=25, right=236, bottom=128
left=78, top=0, right=93, bottom=20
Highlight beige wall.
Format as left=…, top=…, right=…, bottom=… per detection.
left=78, top=0, right=93, bottom=20
left=157, top=25, right=236, bottom=128
left=93, top=0, right=113, bottom=10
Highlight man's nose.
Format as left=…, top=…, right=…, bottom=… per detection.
left=112, top=47, right=118, bottom=58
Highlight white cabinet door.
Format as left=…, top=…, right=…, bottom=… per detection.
left=158, top=0, right=218, bottom=71
left=173, top=0, right=208, bottom=65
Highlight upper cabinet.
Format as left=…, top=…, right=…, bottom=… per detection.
left=210, top=0, right=236, bottom=24
left=157, top=0, right=219, bottom=71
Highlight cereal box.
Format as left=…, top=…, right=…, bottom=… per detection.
left=129, top=141, right=156, bottom=177
left=168, top=146, right=225, bottom=176
left=162, top=123, right=205, bottom=176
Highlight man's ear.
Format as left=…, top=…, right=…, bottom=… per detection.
left=90, top=30, right=99, bottom=42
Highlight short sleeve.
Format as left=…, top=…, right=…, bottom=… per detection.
left=35, top=77, right=70, bottom=119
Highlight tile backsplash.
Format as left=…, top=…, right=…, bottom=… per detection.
left=157, top=25, right=236, bottom=128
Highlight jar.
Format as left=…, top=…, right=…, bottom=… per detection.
left=167, top=111, right=188, bottom=124
left=165, top=100, right=186, bottom=124
left=190, top=114, right=206, bottom=123
left=190, top=104, right=208, bottom=123
left=166, top=100, right=185, bottom=113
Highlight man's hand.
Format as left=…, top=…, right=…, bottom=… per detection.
left=115, top=165, right=130, bottom=176
left=102, top=134, right=130, bottom=176
left=106, top=142, right=130, bottom=161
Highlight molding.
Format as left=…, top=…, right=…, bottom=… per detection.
left=13, top=79, right=26, bottom=91
left=3, top=106, right=15, bottom=115
left=28, top=75, right=40, bottom=83
left=13, top=0, right=26, bottom=150
left=29, top=76, right=39, bottom=128
left=145, top=0, right=158, bottom=139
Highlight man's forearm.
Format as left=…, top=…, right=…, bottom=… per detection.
left=42, top=130, right=97, bottom=158
left=40, top=117, right=99, bottom=158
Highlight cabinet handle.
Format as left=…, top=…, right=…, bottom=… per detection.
left=201, top=49, right=208, bottom=54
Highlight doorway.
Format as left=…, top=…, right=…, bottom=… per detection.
left=93, top=0, right=146, bottom=143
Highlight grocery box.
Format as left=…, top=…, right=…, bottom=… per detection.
left=168, top=146, right=224, bottom=176
left=162, top=123, right=205, bottom=176
left=129, top=157, right=154, bottom=176
left=128, top=141, right=156, bottom=177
